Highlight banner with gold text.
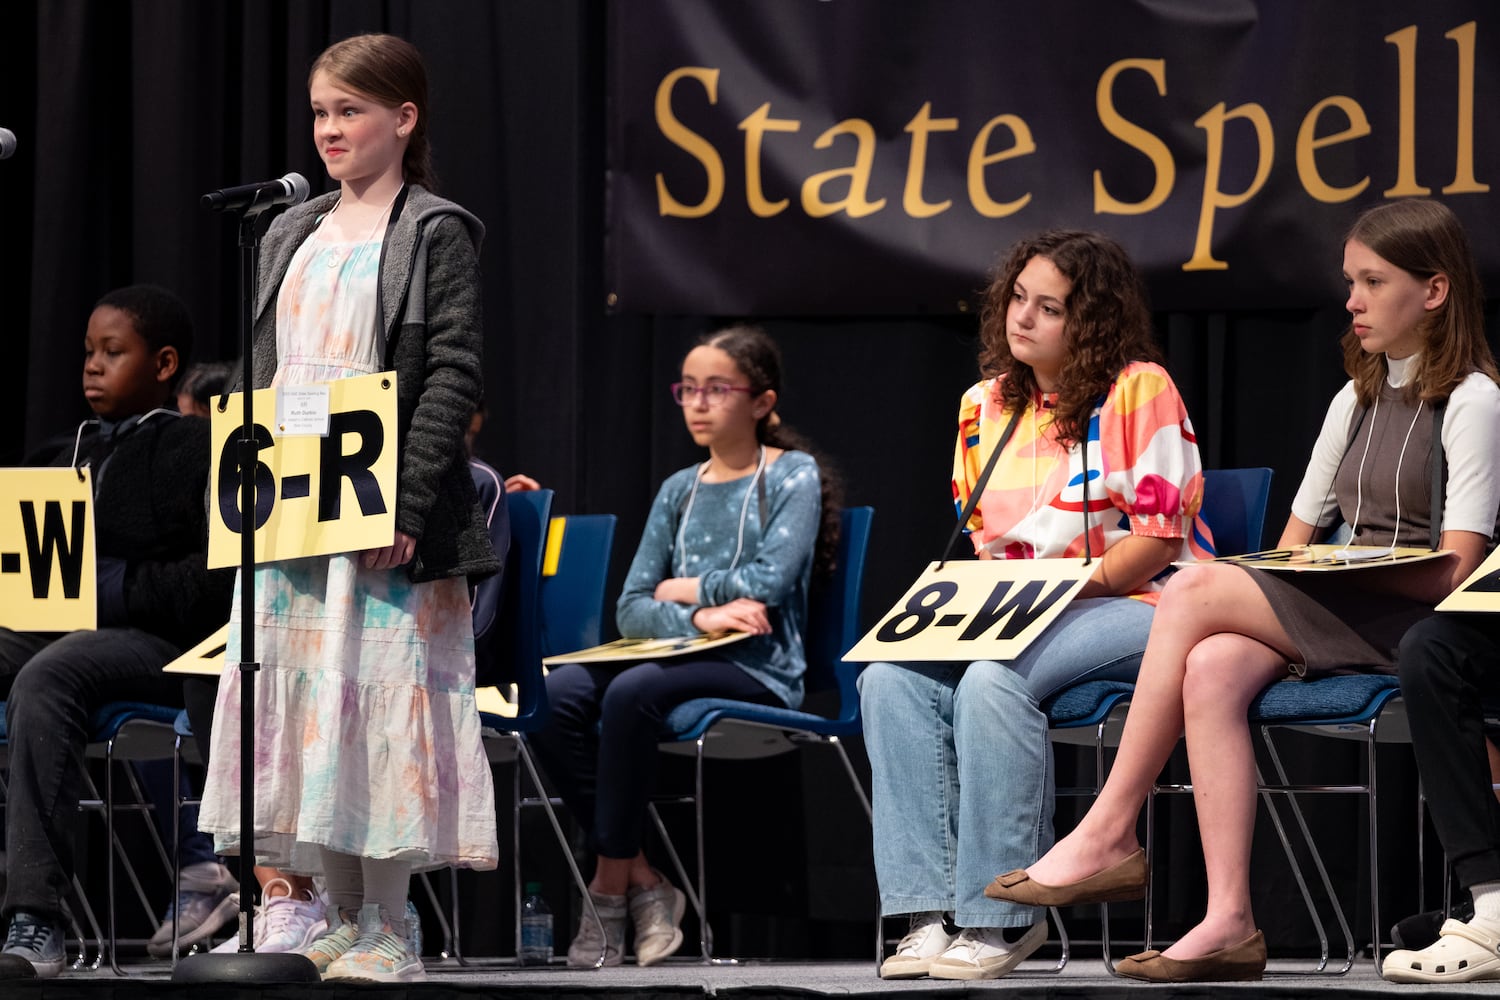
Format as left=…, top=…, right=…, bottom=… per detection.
left=607, top=1, right=1498, bottom=314
left=209, top=373, right=398, bottom=568
left=0, top=469, right=97, bottom=631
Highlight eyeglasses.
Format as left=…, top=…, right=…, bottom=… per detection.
left=670, top=382, right=755, bottom=407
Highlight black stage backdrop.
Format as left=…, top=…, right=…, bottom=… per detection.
left=1, top=0, right=1492, bottom=960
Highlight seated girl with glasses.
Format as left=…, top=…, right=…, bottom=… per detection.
left=861, top=230, right=1212, bottom=981
left=529, top=323, right=841, bottom=969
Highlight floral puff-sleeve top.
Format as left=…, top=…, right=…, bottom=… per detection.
left=952, top=360, right=1215, bottom=601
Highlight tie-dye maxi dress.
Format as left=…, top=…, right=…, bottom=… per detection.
left=199, top=225, right=499, bottom=873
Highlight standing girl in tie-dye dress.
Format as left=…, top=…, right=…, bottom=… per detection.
left=199, top=34, right=500, bottom=984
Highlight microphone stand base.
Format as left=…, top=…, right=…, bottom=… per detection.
left=172, top=951, right=322, bottom=983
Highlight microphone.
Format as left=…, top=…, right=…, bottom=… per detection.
left=0, top=129, right=15, bottom=160
left=201, top=171, right=310, bottom=212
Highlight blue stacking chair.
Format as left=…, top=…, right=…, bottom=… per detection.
left=1042, top=467, right=1273, bottom=971
left=651, top=506, right=874, bottom=962
left=1245, top=672, right=1406, bottom=972
left=0, top=699, right=180, bottom=974
left=539, top=514, right=618, bottom=659
left=473, top=489, right=609, bottom=966
left=1046, top=468, right=1273, bottom=771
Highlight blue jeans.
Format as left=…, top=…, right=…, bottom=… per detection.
left=858, top=596, right=1154, bottom=928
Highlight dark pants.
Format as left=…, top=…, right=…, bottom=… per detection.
left=528, top=656, right=777, bottom=859
left=1398, top=614, right=1500, bottom=890
left=0, top=627, right=188, bottom=921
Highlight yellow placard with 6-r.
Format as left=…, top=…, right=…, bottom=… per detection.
left=209, top=372, right=398, bottom=568
left=843, top=558, right=1095, bottom=663
left=0, top=468, right=97, bottom=631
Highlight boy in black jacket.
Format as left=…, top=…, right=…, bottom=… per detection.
left=0, top=285, right=233, bottom=977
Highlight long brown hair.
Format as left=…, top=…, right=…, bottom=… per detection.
left=698, top=324, right=843, bottom=577
left=310, top=33, right=437, bottom=192
left=1341, top=198, right=1496, bottom=406
left=976, top=230, right=1161, bottom=446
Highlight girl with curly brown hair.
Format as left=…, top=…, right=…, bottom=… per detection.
left=862, top=230, right=1212, bottom=981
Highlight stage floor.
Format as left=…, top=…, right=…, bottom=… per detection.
left=4, top=956, right=1495, bottom=997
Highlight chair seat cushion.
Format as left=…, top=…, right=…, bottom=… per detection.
left=661, top=698, right=851, bottom=741
left=1249, top=673, right=1400, bottom=724
left=1044, top=680, right=1135, bottom=727
left=0, top=700, right=180, bottom=743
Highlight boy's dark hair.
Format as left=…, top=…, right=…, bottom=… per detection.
left=177, top=361, right=234, bottom=409
left=95, top=284, right=194, bottom=389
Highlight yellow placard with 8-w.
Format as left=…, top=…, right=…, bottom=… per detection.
left=0, top=468, right=97, bottom=631
left=843, top=559, right=1095, bottom=662
left=208, top=372, right=398, bottom=568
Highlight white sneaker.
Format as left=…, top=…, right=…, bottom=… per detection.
left=323, top=902, right=425, bottom=982
left=567, top=890, right=626, bottom=968
left=928, top=920, right=1046, bottom=980
left=628, top=873, right=685, bottom=966
left=879, top=911, right=954, bottom=979
left=210, top=878, right=328, bottom=954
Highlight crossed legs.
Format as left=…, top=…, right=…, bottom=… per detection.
left=1018, top=564, right=1297, bottom=960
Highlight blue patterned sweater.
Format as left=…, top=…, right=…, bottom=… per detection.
left=615, top=450, right=822, bottom=708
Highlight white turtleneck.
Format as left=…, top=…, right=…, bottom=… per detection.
left=1289, top=355, right=1500, bottom=538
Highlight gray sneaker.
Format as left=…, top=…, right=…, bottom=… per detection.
left=628, top=874, right=685, bottom=966
left=3, top=911, right=65, bottom=978
left=148, top=886, right=238, bottom=957
left=566, top=890, right=626, bottom=968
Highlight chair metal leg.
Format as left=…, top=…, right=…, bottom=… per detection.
left=1368, top=726, right=1385, bottom=971
left=415, top=871, right=455, bottom=960
left=104, top=741, right=124, bottom=976
left=449, top=867, right=463, bottom=962
left=828, top=737, right=872, bottom=820
left=67, top=878, right=103, bottom=970
left=171, top=738, right=182, bottom=969
left=691, top=736, right=735, bottom=964
left=513, top=733, right=607, bottom=968
left=1258, top=727, right=1356, bottom=975
left=512, top=753, right=522, bottom=962
left=1253, top=764, right=1336, bottom=972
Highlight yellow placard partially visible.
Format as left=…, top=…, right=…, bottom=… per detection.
left=209, top=372, right=398, bottom=568
left=475, top=684, right=519, bottom=720
left=844, top=559, right=1094, bottom=663
left=0, top=468, right=97, bottom=631
left=542, top=631, right=750, bottom=666
left=163, top=623, right=229, bottom=675
left=1438, top=545, right=1500, bottom=613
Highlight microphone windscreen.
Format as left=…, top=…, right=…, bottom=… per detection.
left=0, top=129, right=16, bottom=160
left=284, top=172, right=310, bottom=205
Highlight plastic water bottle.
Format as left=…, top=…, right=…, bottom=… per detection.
left=519, top=882, right=553, bottom=965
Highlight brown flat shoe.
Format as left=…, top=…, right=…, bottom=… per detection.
left=1116, top=930, right=1267, bottom=982
left=983, top=848, right=1147, bottom=906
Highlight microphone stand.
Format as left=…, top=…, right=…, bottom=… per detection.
left=175, top=189, right=319, bottom=984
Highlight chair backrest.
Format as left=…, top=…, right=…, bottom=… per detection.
left=540, top=513, right=618, bottom=659
left=488, top=489, right=554, bottom=724
left=805, top=506, right=874, bottom=723
left=1200, top=467, right=1273, bottom=556
left=468, top=459, right=511, bottom=646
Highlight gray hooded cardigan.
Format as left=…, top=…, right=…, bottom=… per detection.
left=237, top=184, right=502, bottom=583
